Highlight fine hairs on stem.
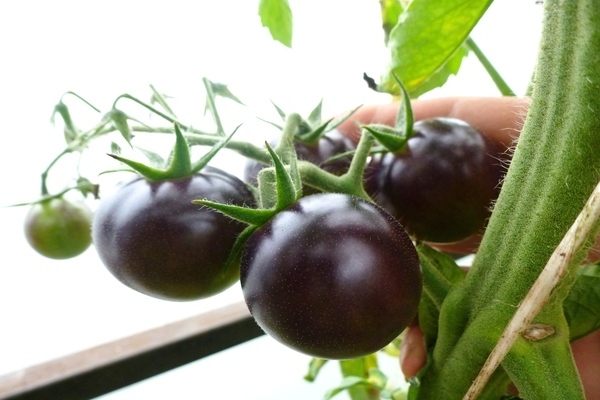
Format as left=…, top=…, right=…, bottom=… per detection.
left=464, top=179, right=600, bottom=399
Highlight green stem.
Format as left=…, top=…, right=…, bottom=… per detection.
left=40, top=149, right=70, bottom=196
left=113, top=94, right=192, bottom=131
left=418, top=0, right=600, bottom=398
left=202, top=78, right=226, bottom=136
left=465, top=36, right=516, bottom=96
left=61, top=91, right=102, bottom=113
left=336, top=129, right=374, bottom=200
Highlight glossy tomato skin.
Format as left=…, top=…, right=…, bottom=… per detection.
left=92, top=166, right=254, bottom=301
left=24, top=197, right=93, bottom=259
left=241, top=193, right=422, bottom=360
left=244, top=130, right=356, bottom=194
left=370, top=118, right=505, bottom=244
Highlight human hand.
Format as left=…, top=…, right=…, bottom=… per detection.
left=337, top=96, right=600, bottom=400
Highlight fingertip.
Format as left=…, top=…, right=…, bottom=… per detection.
left=399, top=325, right=427, bottom=380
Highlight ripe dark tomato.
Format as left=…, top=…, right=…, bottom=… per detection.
left=92, top=166, right=255, bottom=301
left=369, top=118, right=505, bottom=244
left=24, top=197, right=93, bottom=260
left=241, top=193, right=422, bottom=360
left=243, top=130, right=356, bottom=194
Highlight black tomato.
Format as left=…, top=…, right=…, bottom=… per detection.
left=369, top=118, right=505, bottom=244
left=24, top=197, right=93, bottom=260
left=243, top=130, right=356, bottom=194
left=241, top=193, right=422, bottom=360
left=92, top=166, right=255, bottom=301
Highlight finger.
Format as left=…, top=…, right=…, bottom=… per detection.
left=399, top=324, right=427, bottom=379
left=337, top=97, right=530, bottom=149
left=571, top=329, right=600, bottom=400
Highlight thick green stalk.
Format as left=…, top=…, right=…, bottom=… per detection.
left=417, top=0, right=600, bottom=398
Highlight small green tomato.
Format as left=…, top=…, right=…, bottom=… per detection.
left=24, top=197, right=93, bottom=260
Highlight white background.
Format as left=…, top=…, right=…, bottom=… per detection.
left=0, top=1, right=542, bottom=398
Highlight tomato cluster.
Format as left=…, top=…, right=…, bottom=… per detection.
left=25, top=97, right=505, bottom=360
left=243, top=129, right=356, bottom=194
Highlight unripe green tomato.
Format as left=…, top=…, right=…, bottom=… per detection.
left=24, top=197, right=93, bottom=259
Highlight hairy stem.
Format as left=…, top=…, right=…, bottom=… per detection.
left=418, top=0, right=600, bottom=398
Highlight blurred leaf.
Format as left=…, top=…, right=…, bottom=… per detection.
left=323, top=376, right=370, bottom=400
left=339, top=356, right=380, bottom=399
left=416, top=244, right=466, bottom=345
left=304, top=358, right=328, bottom=382
left=367, top=367, right=388, bottom=389
left=52, top=102, right=78, bottom=144
left=259, top=0, right=293, bottom=47
left=76, top=177, right=99, bottom=199
left=380, top=0, right=405, bottom=44
left=379, top=0, right=492, bottom=96
left=417, top=244, right=466, bottom=307
left=208, top=81, right=245, bottom=105
left=105, top=108, right=132, bottom=146
left=307, top=99, right=323, bottom=127
left=110, top=141, right=122, bottom=155
left=564, top=264, right=600, bottom=341
left=271, top=100, right=287, bottom=120
left=136, top=146, right=165, bottom=169
left=381, top=335, right=403, bottom=357
left=149, top=84, right=177, bottom=118
left=418, top=292, right=439, bottom=346
left=391, top=389, right=409, bottom=400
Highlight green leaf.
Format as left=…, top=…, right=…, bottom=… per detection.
left=259, top=0, right=293, bottom=47
left=380, top=0, right=404, bottom=45
left=416, top=244, right=466, bottom=308
left=409, top=44, right=470, bottom=98
left=418, top=292, right=440, bottom=346
left=563, top=263, right=600, bottom=341
left=379, top=0, right=492, bottom=96
left=304, top=358, right=328, bottom=382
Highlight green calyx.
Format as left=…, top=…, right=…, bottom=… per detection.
left=109, top=123, right=238, bottom=182
left=364, top=75, right=414, bottom=153
left=263, top=99, right=361, bottom=145
left=195, top=114, right=304, bottom=227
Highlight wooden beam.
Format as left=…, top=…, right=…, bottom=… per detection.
left=0, top=301, right=264, bottom=400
